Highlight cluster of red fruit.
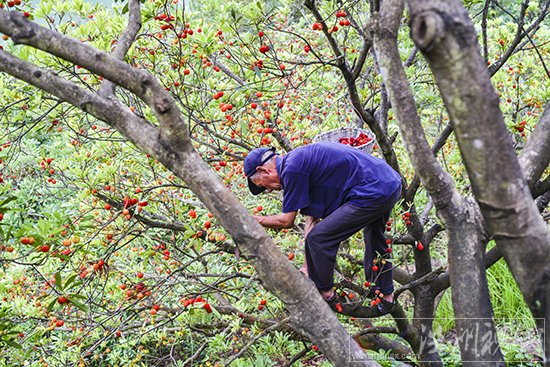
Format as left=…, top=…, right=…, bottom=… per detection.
left=335, top=9, right=347, bottom=18
left=251, top=59, right=264, bottom=70
left=1, top=0, right=22, bottom=8
left=122, top=281, right=150, bottom=300
left=370, top=289, right=385, bottom=307
left=312, top=22, right=323, bottom=31
left=338, top=132, right=372, bottom=147
left=212, top=91, right=224, bottom=100
left=182, top=295, right=212, bottom=313
left=401, top=211, right=411, bottom=226
left=514, top=120, right=527, bottom=138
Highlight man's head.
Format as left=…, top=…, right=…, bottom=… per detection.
left=244, top=147, right=282, bottom=195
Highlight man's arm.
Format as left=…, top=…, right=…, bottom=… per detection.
left=253, top=211, right=297, bottom=229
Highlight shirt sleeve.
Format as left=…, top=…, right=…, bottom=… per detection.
left=282, top=172, right=310, bottom=213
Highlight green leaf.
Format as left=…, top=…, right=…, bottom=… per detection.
left=63, top=274, right=78, bottom=290
left=54, top=272, right=62, bottom=290
left=0, top=196, right=17, bottom=208
left=46, top=298, right=57, bottom=312
left=69, top=293, right=88, bottom=300
left=241, top=119, right=248, bottom=136
left=69, top=298, right=89, bottom=313
left=3, top=339, right=22, bottom=349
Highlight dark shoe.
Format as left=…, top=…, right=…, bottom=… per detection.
left=376, top=298, right=395, bottom=315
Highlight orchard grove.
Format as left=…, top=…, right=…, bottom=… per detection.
left=0, top=0, right=549, bottom=366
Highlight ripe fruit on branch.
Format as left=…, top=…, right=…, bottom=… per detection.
left=259, top=45, right=270, bottom=54
left=336, top=10, right=347, bottom=18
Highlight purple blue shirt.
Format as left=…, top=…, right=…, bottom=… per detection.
left=276, top=142, right=401, bottom=218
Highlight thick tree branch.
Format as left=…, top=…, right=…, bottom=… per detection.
left=99, top=0, right=142, bottom=96
left=519, top=103, right=550, bottom=188
left=371, top=0, right=456, bottom=213
left=0, top=10, right=189, bottom=148
left=0, top=50, right=159, bottom=155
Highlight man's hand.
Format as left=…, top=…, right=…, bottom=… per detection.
left=252, top=211, right=297, bottom=229
left=252, top=215, right=265, bottom=224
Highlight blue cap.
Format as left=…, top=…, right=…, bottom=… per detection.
left=244, top=147, right=277, bottom=195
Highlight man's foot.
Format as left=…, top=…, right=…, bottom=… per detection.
left=376, top=297, right=395, bottom=315
left=299, top=265, right=309, bottom=277
left=320, top=289, right=334, bottom=301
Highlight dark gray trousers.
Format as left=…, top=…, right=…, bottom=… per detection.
left=304, top=187, right=401, bottom=294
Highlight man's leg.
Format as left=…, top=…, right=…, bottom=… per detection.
left=305, top=203, right=385, bottom=299
left=363, top=210, right=394, bottom=296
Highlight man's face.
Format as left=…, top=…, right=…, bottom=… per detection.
left=250, top=166, right=282, bottom=193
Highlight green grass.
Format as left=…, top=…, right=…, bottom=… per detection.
left=434, top=258, right=541, bottom=364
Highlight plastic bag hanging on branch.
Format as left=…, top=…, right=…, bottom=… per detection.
left=312, top=127, right=376, bottom=153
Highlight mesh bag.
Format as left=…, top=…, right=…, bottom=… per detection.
left=312, top=127, right=376, bottom=153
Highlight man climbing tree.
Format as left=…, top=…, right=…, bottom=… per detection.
left=245, top=142, right=401, bottom=314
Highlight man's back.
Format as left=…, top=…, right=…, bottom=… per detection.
left=280, top=142, right=401, bottom=218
